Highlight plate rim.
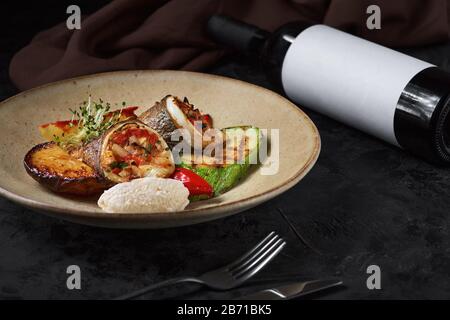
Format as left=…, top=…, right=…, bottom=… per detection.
left=0, top=69, right=321, bottom=221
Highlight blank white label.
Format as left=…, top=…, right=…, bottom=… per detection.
left=282, top=25, right=433, bottom=146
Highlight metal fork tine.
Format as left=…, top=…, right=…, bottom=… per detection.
left=225, top=231, right=278, bottom=271
left=234, top=239, right=286, bottom=280
left=228, top=234, right=280, bottom=274
left=114, top=233, right=286, bottom=299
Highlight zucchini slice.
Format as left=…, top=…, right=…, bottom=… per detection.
left=180, top=126, right=260, bottom=196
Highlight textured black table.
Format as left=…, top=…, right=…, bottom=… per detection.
left=1, top=2, right=450, bottom=300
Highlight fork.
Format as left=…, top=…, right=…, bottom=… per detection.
left=115, top=231, right=286, bottom=300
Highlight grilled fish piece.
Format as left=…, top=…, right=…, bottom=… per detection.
left=139, top=95, right=212, bottom=148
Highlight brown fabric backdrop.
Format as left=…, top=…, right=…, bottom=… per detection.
left=9, top=0, right=450, bottom=90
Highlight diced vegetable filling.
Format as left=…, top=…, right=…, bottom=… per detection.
left=104, top=125, right=169, bottom=181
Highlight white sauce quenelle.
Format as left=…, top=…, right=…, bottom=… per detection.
left=98, top=177, right=189, bottom=213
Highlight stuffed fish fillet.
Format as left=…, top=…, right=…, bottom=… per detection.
left=80, top=120, right=175, bottom=185
left=139, top=95, right=212, bottom=148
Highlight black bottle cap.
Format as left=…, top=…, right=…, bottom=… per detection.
left=394, top=67, right=450, bottom=165
left=207, top=15, right=269, bottom=55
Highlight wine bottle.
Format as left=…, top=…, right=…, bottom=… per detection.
left=207, top=15, right=450, bottom=165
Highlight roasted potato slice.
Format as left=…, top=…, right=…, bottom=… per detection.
left=24, top=142, right=106, bottom=195
left=38, top=120, right=79, bottom=144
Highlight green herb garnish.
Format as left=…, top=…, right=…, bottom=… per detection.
left=144, top=144, right=152, bottom=155
left=57, top=96, right=124, bottom=148
left=110, top=161, right=128, bottom=169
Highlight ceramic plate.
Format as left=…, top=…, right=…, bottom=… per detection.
left=0, top=70, right=320, bottom=228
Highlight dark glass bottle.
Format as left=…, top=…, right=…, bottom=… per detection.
left=207, top=15, right=450, bottom=165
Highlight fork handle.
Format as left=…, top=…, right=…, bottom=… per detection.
left=114, top=276, right=203, bottom=300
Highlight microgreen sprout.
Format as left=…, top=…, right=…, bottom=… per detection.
left=56, top=96, right=125, bottom=148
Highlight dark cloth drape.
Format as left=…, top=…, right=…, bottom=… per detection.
left=9, top=0, right=450, bottom=90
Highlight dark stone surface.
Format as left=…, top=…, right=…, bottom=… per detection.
left=1, top=1, right=450, bottom=300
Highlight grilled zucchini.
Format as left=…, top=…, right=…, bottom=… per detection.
left=180, top=126, right=260, bottom=196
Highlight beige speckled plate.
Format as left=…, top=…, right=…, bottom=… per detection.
left=0, top=70, right=320, bottom=229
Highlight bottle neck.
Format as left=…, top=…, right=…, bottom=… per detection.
left=207, top=15, right=270, bottom=55
left=260, top=21, right=313, bottom=89
left=207, top=15, right=313, bottom=88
